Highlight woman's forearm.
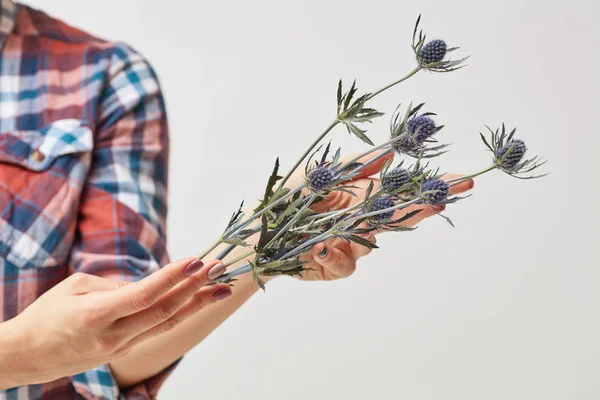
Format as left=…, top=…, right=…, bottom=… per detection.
left=108, top=240, right=267, bottom=389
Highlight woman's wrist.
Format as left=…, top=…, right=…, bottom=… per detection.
left=0, top=318, right=31, bottom=389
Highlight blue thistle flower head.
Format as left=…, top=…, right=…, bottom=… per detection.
left=307, top=165, right=334, bottom=192
left=392, top=113, right=440, bottom=156
left=393, top=135, right=420, bottom=154
left=370, top=197, right=395, bottom=221
left=420, top=179, right=449, bottom=205
left=418, top=39, right=447, bottom=65
left=481, top=124, right=547, bottom=179
left=496, top=139, right=526, bottom=170
left=407, top=115, right=437, bottom=141
left=382, top=167, right=411, bottom=194
left=411, top=16, right=468, bottom=72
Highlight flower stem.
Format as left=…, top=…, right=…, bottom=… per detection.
left=198, top=238, right=223, bottom=261
left=224, top=185, right=305, bottom=239
left=367, top=66, right=422, bottom=100
left=276, top=120, right=339, bottom=191
left=341, top=140, right=397, bottom=171
left=223, top=250, right=255, bottom=268
left=345, top=198, right=419, bottom=223
left=264, top=194, right=318, bottom=249
left=292, top=201, right=364, bottom=231
left=212, top=263, right=252, bottom=282
left=447, top=165, right=496, bottom=187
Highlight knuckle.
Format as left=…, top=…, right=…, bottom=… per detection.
left=166, top=270, right=181, bottom=288
left=96, top=336, right=120, bottom=354
left=154, top=302, right=177, bottom=323
left=131, top=292, right=153, bottom=310
left=113, top=345, right=132, bottom=359
left=188, top=275, right=206, bottom=292
left=69, top=272, right=89, bottom=287
left=162, top=317, right=179, bottom=333
left=191, top=295, right=208, bottom=311
left=117, top=280, right=130, bottom=289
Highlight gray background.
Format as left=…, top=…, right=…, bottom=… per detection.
left=26, top=0, right=600, bottom=399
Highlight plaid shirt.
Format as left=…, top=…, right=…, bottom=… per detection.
left=0, top=1, right=173, bottom=399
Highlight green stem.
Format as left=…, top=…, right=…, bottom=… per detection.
left=342, top=141, right=395, bottom=170
left=367, top=66, right=422, bottom=100
left=224, top=185, right=305, bottom=239
left=447, top=165, right=496, bottom=187
left=345, top=197, right=419, bottom=224
left=223, top=250, right=255, bottom=268
left=264, top=194, right=318, bottom=249
left=198, top=238, right=223, bottom=261
left=292, top=201, right=364, bottom=231
left=276, top=120, right=339, bottom=191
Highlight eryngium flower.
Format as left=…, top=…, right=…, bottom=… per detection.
left=418, top=39, right=447, bottom=65
left=382, top=167, right=411, bottom=194
left=407, top=115, right=437, bottom=141
left=308, top=166, right=334, bottom=192
left=393, top=115, right=438, bottom=154
left=496, top=139, right=526, bottom=170
left=370, top=197, right=395, bottom=221
left=421, top=179, right=449, bottom=205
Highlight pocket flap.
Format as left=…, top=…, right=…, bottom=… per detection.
left=0, top=119, right=93, bottom=172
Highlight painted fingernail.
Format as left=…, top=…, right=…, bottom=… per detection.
left=212, top=287, right=232, bottom=301
left=318, top=246, right=328, bottom=258
left=183, top=259, right=204, bottom=276
left=208, top=263, right=226, bottom=280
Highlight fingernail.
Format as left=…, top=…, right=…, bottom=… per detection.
left=318, top=246, right=328, bottom=258
left=212, top=287, right=232, bottom=301
left=183, top=259, right=204, bottom=276
left=208, top=263, right=226, bottom=280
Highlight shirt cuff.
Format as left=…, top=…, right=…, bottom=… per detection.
left=72, top=359, right=181, bottom=400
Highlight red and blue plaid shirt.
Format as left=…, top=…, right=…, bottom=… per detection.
left=1, top=1, right=173, bottom=398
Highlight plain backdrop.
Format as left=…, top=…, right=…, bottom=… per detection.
left=25, top=1, right=600, bottom=399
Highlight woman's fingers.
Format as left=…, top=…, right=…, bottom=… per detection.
left=124, top=284, right=232, bottom=349
left=106, top=258, right=217, bottom=318
left=441, top=174, right=475, bottom=195
left=114, top=261, right=228, bottom=335
left=312, top=242, right=356, bottom=280
left=393, top=203, right=445, bottom=227
left=344, top=149, right=394, bottom=181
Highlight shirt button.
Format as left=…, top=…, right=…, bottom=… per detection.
left=31, top=149, right=45, bottom=162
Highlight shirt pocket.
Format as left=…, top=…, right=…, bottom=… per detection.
left=0, top=119, right=93, bottom=269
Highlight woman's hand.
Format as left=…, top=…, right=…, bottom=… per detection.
left=0, top=258, right=231, bottom=389
left=285, top=151, right=474, bottom=281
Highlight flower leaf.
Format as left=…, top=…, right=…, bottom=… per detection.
left=223, top=237, right=249, bottom=247
left=340, top=233, right=379, bottom=249
left=344, top=122, right=374, bottom=146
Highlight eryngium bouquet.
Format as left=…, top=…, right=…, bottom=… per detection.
left=200, top=16, right=547, bottom=289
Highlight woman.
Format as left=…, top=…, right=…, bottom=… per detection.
left=0, top=2, right=474, bottom=399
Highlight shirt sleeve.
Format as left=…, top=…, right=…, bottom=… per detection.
left=69, top=42, right=174, bottom=400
